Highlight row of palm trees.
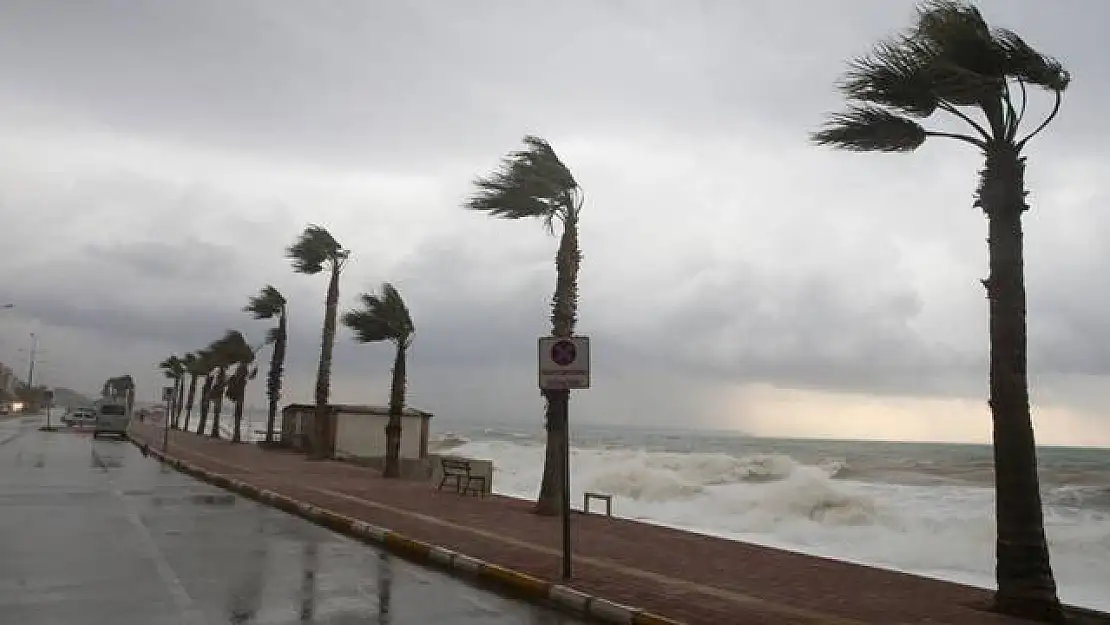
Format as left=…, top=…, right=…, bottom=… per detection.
left=148, top=2, right=1066, bottom=620
left=156, top=233, right=416, bottom=477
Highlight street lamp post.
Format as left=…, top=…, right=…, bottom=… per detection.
left=27, top=333, right=37, bottom=390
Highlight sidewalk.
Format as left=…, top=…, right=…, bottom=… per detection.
left=130, top=423, right=1047, bottom=625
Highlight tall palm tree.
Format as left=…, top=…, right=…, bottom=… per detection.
left=174, top=354, right=191, bottom=427
left=157, top=355, right=185, bottom=428
left=218, top=330, right=259, bottom=444
left=811, top=2, right=1069, bottom=620
left=206, top=335, right=236, bottom=439
left=196, top=358, right=216, bottom=437
left=181, top=351, right=206, bottom=432
left=341, top=283, right=415, bottom=479
left=466, top=135, right=583, bottom=516
left=244, top=285, right=288, bottom=445
left=287, top=225, right=349, bottom=459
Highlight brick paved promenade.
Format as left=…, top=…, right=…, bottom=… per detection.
left=130, top=422, right=1076, bottom=625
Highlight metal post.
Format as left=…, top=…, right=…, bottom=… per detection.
left=26, top=333, right=36, bottom=389
left=559, top=389, right=572, bottom=580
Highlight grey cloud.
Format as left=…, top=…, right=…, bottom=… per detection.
left=7, top=0, right=1103, bottom=172
left=2, top=0, right=1109, bottom=432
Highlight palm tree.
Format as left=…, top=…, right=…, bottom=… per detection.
left=466, top=135, right=583, bottom=516
left=181, top=351, right=205, bottom=432
left=157, top=355, right=185, bottom=428
left=341, top=283, right=415, bottom=478
left=195, top=353, right=217, bottom=436
left=244, top=285, right=288, bottom=445
left=218, top=330, right=259, bottom=444
left=287, top=225, right=350, bottom=459
left=811, top=2, right=1069, bottom=620
left=174, top=354, right=191, bottom=427
left=206, top=335, right=236, bottom=439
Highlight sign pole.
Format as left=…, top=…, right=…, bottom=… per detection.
left=537, top=335, right=590, bottom=582
left=560, top=389, right=572, bottom=580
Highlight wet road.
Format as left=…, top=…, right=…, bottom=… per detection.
left=0, top=416, right=586, bottom=624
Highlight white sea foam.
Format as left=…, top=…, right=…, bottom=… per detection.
left=453, top=439, right=1110, bottom=612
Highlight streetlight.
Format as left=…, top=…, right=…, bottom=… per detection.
left=26, top=333, right=37, bottom=390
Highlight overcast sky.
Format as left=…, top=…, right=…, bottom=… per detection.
left=2, top=1, right=1109, bottom=445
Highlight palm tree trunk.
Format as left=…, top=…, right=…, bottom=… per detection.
left=174, top=377, right=185, bottom=428
left=310, top=266, right=340, bottom=459
left=210, top=367, right=226, bottom=439
left=978, top=147, right=1062, bottom=622
left=535, top=218, right=581, bottom=516
left=232, top=397, right=244, bottom=443
left=231, top=362, right=249, bottom=444
left=266, top=313, right=287, bottom=444
left=183, top=374, right=198, bottom=432
left=197, top=375, right=212, bottom=435
left=383, top=345, right=407, bottom=479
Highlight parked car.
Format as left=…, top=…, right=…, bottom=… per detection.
left=63, top=408, right=97, bottom=427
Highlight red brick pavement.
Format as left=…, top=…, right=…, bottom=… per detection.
left=131, top=423, right=1059, bottom=625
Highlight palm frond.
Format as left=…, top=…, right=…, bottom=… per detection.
left=244, top=285, right=286, bottom=319
left=914, top=1, right=1003, bottom=78
left=840, top=38, right=939, bottom=117
left=811, top=106, right=927, bottom=152
left=994, top=29, right=1070, bottom=92
left=465, top=135, right=579, bottom=223
left=286, top=224, right=345, bottom=274
left=342, top=282, right=415, bottom=346
left=926, top=60, right=1004, bottom=106
left=158, top=355, right=185, bottom=377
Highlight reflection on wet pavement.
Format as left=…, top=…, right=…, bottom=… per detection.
left=0, top=417, right=586, bottom=624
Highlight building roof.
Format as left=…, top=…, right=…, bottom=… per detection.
left=282, top=403, right=433, bottom=418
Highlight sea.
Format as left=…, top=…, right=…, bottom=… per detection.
left=186, top=410, right=1110, bottom=611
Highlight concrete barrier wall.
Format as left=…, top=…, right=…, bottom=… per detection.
left=428, top=454, right=493, bottom=496
left=336, top=454, right=432, bottom=480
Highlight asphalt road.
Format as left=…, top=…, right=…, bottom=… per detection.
left=0, top=415, right=586, bottom=624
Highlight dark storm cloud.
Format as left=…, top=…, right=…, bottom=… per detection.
left=1, top=0, right=1109, bottom=430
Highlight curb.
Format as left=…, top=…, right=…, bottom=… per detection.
left=131, top=435, right=685, bottom=625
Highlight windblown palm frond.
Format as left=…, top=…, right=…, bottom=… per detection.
left=813, top=0, right=1069, bottom=154
left=465, top=135, right=582, bottom=232
left=341, top=283, right=414, bottom=347
left=812, top=106, right=928, bottom=152
left=286, top=225, right=348, bottom=274
left=244, top=285, right=286, bottom=319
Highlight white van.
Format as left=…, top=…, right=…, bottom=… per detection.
left=93, top=402, right=130, bottom=439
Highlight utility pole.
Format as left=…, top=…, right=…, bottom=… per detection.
left=26, top=333, right=37, bottom=389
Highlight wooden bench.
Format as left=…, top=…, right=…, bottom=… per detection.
left=438, top=457, right=486, bottom=496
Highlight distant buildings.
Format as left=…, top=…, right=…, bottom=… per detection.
left=0, top=363, right=16, bottom=398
